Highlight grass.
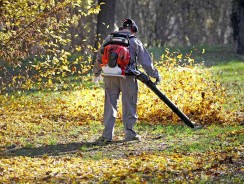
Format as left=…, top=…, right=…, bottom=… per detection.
left=149, top=45, right=244, bottom=66
left=211, top=61, right=244, bottom=82
left=211, top=61, right=243, bottom=111
left=0, top=45, right=243, bottom=183
left=3, top=120, right=243, bottom=183
left=6, top=121, right=241, bottom=157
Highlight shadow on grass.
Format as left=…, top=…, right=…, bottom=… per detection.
left=3, top=140, right=125, bottom=157
left=1, top=125, right=203, bottom=158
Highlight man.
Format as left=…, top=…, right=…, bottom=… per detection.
left=93, top=19, right=160, bottom=142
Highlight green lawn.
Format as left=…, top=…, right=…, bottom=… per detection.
left=149, top=45, right=244, bottom=66
left=211, top=61, right=243, bottom=113
left=211, top=60, right=243, bottom=83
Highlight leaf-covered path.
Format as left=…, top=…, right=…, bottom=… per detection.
left=1, top=124, right=243, bottom=183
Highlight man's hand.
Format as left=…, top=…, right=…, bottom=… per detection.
left=93, top=75, right=103, bottom=85
left=155, top=75, right=161, bottom=85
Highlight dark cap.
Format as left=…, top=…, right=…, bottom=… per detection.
left=122, top=18, right=138, bottom=33
left=123, top=19, right=133, bottom=28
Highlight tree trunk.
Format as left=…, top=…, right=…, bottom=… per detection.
left=237, top=0, right=244, bottom=54
left=93, top=0, right=115, bottom=63
left=95, top=0, right=115, bottom=47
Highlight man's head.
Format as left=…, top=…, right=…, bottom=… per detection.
left=121, top=18, right=138, bottom=33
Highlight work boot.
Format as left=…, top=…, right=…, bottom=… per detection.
left=124, top=135, right=142, bottom=142
left=96, top=136, right=112, bottom=143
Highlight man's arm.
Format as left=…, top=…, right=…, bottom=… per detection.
left=136, top=39, right=160, bottom=79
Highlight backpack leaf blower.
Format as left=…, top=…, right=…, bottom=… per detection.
left=126, top=68, right=197, bottom=128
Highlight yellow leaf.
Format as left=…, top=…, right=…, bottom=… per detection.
left=177, top=54, right=182, bottom=59
left=76, top=46, right=82, bottom=51
left=48, top=79, right=52, bottom=85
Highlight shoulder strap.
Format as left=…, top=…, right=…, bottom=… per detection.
left=103, top=32, right=132, bottom=47
left=111, top=32, right=136, bottom=39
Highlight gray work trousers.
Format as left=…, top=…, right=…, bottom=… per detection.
left=102, top=76, right=138, bottom=140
